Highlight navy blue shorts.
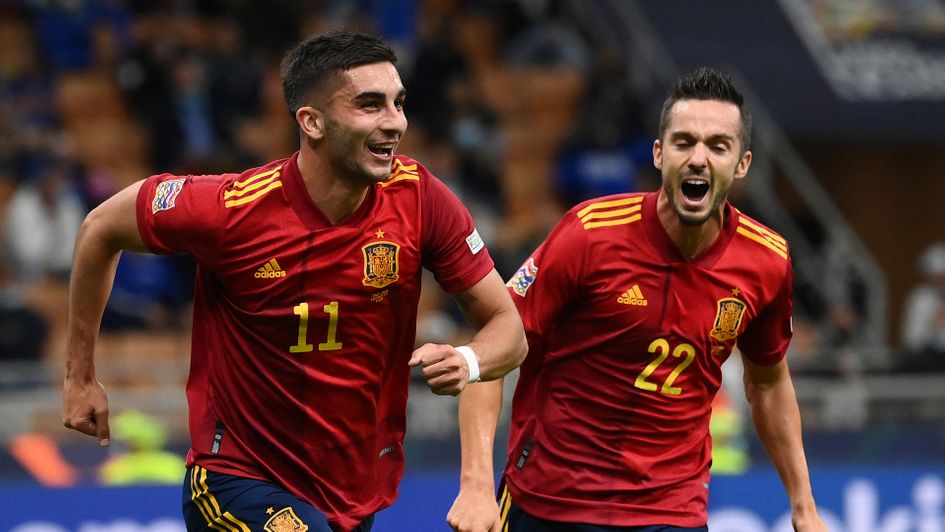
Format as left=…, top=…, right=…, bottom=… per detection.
left=182, top=465, right=374, bottom=532
left=498, top=483, right=707, bottom=532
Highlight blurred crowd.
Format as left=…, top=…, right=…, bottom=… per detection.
left=1, top=0, right=943, bottom=371
left=1, top=0, right=944, bottom=480
left=0, top=0, right=664, bottom=366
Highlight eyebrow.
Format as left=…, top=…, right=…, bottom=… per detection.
left=353, top=89, right=407, bottom=101
left=669, top=131, right=735, bottom=144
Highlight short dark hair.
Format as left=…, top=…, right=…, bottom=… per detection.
left=281, top=31, right=398, bottom=116
left=658, top=67, right=752, bottom=151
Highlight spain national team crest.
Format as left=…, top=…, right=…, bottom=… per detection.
left=151, top=178, right=186, bottom=214
left=711, top=297, right=747, bottom=342
left=264, top=507, right=309, bottom=532
left=362, top=241, right=400, bottom=288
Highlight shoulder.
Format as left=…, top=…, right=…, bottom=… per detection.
left=566, top=192, right=648, bottom=235
left=218, top=158, right=289, bottom=209
left=380, top=155, right=426, bottom=190
left=730, top=208, right=790, bottom=263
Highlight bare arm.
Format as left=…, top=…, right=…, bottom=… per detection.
left=410, top=269, right=527, bottom=395
left=62, top=181, right=148, bottom=446
left=407, top=270, right=524, bottom=530
left=743, top=356, right=826, bottom=531
left=448, top=379, right=504, bottom=532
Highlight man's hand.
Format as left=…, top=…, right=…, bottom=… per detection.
left=62, top=377, right=111, bottom=447
left=409, top=343, right=471, bottom=396
left=447, top=482, right=501, bottom=532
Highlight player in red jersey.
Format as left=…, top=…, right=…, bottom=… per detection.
left=61, top=31, right=526, bottom=532
left=454, top=68, right=827, bottom=531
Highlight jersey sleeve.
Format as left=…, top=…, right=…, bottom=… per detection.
left=737, top=260, right=794, bottom=365
left=136, top=173, right=223, bottom=261
left=506, top=213, right=587, bottom=365
left=420, top=174, right=494, bottom=293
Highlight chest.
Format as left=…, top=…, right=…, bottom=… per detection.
left=576, top=249, right=768, bottom=355
left=208, top=201, right=422, bottom=312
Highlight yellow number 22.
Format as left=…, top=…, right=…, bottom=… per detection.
left=634, top=338, right=696, bottom=396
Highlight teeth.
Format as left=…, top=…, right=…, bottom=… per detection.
left=683, top=179, right=708, bottom=185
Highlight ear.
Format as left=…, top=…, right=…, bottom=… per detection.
left=652, top=139, right=663, bottom=170
left=734, top=150, right=752, bottom=179
left=296, top=106, right=325, bottom=141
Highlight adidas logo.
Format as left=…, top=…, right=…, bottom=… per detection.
left=255, top=258, right=286, bottom=279
left=617, top=284, right=648, bottom=306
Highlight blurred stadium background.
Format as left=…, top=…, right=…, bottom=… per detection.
left=2, top=0, right=945, bottom=530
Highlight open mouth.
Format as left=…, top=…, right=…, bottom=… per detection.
left=368, top=143, right=395, bottom=157
left=681, top=179, right=710, bottom=202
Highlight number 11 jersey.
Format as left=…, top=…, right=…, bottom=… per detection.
left=136, top=153, right=493, bottom=530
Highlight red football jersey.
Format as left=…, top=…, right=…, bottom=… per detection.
left=503, top=192, right=793, bottom=526
left=135, top=153, right=493, bottom=530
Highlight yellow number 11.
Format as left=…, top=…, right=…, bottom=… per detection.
left=290, top=301, right=342, bottom=353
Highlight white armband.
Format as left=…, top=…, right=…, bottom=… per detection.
left=455, top=345, right=481, bottom=383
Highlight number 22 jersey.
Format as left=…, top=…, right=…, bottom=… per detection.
left=136, top=153, right=494, bottom=530
left=503, top=191, right=793, bottom=527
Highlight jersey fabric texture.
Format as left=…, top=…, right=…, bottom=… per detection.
left=136, top=153, right=494, bottom=531
left=503, top=191, right=793, bottom=527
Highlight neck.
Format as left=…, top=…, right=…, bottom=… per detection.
left=656, top=190, right=723, bottom=261
left=297, top=149, right=370, bottom=225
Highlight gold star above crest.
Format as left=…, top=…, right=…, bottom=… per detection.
left=732, top=288, right=741, bottom=297
left=375, top=229, right=385, bottom=238
left=266, top=507, right=274, bottom=515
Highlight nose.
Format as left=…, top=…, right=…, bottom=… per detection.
left=688, top=142, right=709, bottom=171
left=381, top=102, right=407, bottom=137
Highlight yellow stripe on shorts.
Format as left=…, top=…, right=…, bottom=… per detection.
left=189, top=466, right=251, bottom=532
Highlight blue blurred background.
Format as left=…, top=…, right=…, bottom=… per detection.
left=1, top=0, right=945, bottom=530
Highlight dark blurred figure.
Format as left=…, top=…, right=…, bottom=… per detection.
left=0, top=246, right=48, bottom=361
left=553, top=52, right=650, bottom=206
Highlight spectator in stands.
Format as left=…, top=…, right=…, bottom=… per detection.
left=0, top=247, right=48, bottom=361
left=99, top=409, right=185, bottom=486
left=900, top=242, right=945, bottom=371
left=4, top=162, right=86, bottom=281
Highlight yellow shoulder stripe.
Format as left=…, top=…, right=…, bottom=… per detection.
left=224, top=172, right=280, bottom=199
left=233, top=167, right=280, bottom=189
left=576, top=196, right=644, bottom=218
left=580, top=204, right=641, bottom=223
left=224, top=181, right=283, bottom=208
left=380, top=168, right=420, bottom=187
left=736, top=226, right=788, bottom=259
left=739, top=218, right=786, bottom=245
left=391, top=160, right=418, bottom=173
left=584, top=214, right=641, bottom=230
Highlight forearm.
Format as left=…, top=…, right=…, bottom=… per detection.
left=746, top=373, right=817, bottom=515
left=457, top=379, right=503, bottom=488
left=66, top=217, right=124, bottom=381
left=66, top=183, right=147, bottom=381
left=465, top=307, right=527, bottom=381
left=454, top=269, right=527, bottom=382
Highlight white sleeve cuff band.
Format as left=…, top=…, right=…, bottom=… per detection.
left=455, top=345, right=481, bottom=383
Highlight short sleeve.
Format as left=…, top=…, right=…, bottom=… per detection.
left=420, top=174, right=494, bottom=293
left=737, top=261, right=794, bottom=366
left=136, top=173, right=223, bottom=260
left=506, top=212, right=587, bottom=364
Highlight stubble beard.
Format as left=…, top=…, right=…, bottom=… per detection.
left=325, top=118, right=392, bottom=185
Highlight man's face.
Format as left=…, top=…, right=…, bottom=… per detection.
left=319, top=62, right=407, bottom=184
left=653, top=99, right=751, bottom=226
